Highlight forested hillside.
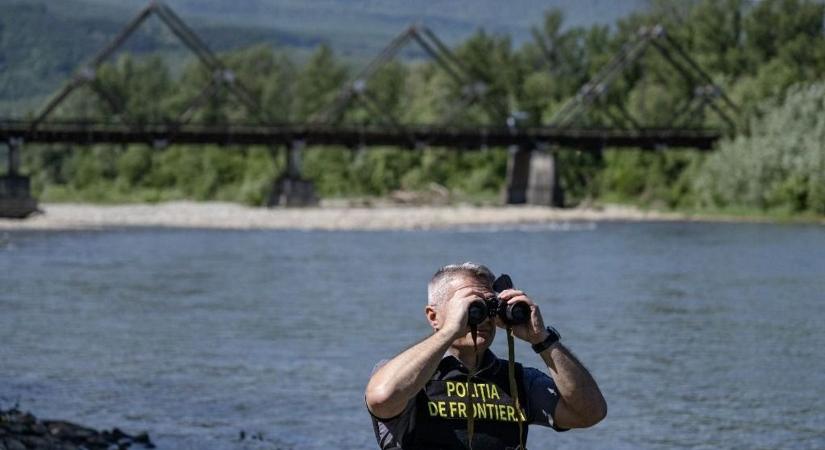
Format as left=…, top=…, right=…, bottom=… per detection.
left=0, top=1, right=320, bottom=114
left=0, top=0, right=644, bottom=115
left=83, top=0, right=645, bottom=42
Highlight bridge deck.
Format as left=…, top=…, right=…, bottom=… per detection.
left=0, top=121, right=720, bottom=150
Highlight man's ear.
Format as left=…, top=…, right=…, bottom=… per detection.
left=425, top=305, right=438, bottom=331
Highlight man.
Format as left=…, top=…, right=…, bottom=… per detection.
left=366, top=262, right=606, bottom=450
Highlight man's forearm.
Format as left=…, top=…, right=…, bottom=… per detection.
left=539, top=343, right=606, bottom=427
left=366, top=329, right=456, bottom=418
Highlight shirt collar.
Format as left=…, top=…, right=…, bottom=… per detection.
left=442, top=348, right=498, bottom=375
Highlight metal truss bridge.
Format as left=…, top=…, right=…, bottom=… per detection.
left=0, top=1, right=738, bottom=215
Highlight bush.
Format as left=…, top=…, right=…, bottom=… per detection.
left=695, top=82, right=825, bottom=214
left=598, top=150, right=703, bottom=208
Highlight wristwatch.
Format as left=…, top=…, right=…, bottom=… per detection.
left=531, top=326, right=561, bottom=353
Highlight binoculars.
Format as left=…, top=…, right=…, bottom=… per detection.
left=466, top=272, right=530, bottom=326
left=467, top=296, right=531, bottom=326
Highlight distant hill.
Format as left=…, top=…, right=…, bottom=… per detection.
left=0, top=0, right=647, bottom=116
left=0, top=1, right=322, bottom=115
left=83, top=0, right=648, bottom=46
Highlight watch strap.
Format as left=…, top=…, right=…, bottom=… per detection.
left=532, top=326, right=561, bottom=353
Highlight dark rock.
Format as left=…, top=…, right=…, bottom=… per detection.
left=1, top=409, right=154, bottom=450
left=3, top=439, right=25, bottom=450
left=111, top=428, right=127, bottom=440
left=133, top=432, right=153, bottom=448
left=31, top=422, right=48, bottom=435
left=18, top=414, right=36, bottom=426
left=43, top=420, right=98, bottom=440
left=19, top=435, right=48, bottom=447
left=3, top=424, right=25, bottom=435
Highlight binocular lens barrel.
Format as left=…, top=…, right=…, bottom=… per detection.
left=467, top=300, right=488, bottom=326
left=506, top=302, right=530, bottom=324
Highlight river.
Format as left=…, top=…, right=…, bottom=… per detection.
left=1, top=222, right=823, bottom=449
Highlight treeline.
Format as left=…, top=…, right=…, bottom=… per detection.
left=0, top=1, right=320, bottom=112
left=16, top=0, right=825, bottom=214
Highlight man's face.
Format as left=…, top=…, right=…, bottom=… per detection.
left=440, top=276, right=497, bottom=350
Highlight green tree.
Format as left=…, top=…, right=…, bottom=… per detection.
left=687, top=0, right=748, bottom=76
left=695, top=83, right=825, bottom=214
left=293, top=44, right=348, bottom=121
left=95, top=55, right=174, bottom=124
left=222, top=45, right=297, bottom=123
left=745, top=0, right=825, bottom=64
left=452, top=30, right=516, bottom=125
left=343, top=61, right=409, bottom=125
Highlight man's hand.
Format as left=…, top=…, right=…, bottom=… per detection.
left=496, top=289, right=550, bottom=344
left=497, top=289, right=607, bottom=429
left=439, top=286, right=487, bottom=339
left=366, top=287, right=490, bottom=419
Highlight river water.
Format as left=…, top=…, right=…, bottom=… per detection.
left=1, top=222, right=824, bottom=450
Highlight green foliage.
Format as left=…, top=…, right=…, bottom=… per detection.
left=95, top=55, right=175, bottom=123
left=463, top=31, right=517, bottom=116
left=0, top=1, right=320, bottom=115
left=25, top=144, right=282, bottom=205
left=555, top=150, right=604, bottom=203
left=695, top=83, right=825, bottom=214
left=294, top=45, right=348, bottom=120
left=599, top=150, right=705, bottom=208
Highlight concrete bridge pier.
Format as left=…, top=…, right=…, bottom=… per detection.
left=0, top=138, right=39, bottom=218
left=503, top=145, right=530, bottom=204
left=504, top=145, right=564, bottom=207
left=268, top=140, right=318, bottom=207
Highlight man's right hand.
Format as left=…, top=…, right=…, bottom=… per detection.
left=439, top=287, right=486, bottom=338
left=366, top=287, right=484, bottom=419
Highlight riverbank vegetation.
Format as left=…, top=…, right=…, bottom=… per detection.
left=10, top=0, right=825, bottom=216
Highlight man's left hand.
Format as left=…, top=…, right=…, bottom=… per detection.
left=495, top=289, right=550, bottom=344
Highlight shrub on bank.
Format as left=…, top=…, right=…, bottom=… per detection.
left=695, top=83, right=825, bottom=214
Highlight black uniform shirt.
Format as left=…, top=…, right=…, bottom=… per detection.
left=369, top=350, right=567, bottom=450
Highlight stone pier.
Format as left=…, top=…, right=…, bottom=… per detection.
left=268, top=140, right=318, bottom=207
left=504, top=145, right=564, bottom=207
left=1, top=139, right=39, bottom=218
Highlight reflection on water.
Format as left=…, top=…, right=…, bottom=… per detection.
left=1, top=223, right=824, bottom=449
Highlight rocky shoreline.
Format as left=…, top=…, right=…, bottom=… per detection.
left=0, top=408, right=154, bottom=450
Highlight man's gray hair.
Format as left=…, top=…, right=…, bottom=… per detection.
left=427, top=262, right=495, bottom=306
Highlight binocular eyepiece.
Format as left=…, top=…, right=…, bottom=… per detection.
left=467, top=297, right=530, bottom=326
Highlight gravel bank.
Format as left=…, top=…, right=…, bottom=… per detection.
left=0, top=201, right=742, bottom=231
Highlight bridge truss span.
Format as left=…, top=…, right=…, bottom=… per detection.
left=0, top=1, right=737, bottom=214
left=0, top=121, right=720, bottom=151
